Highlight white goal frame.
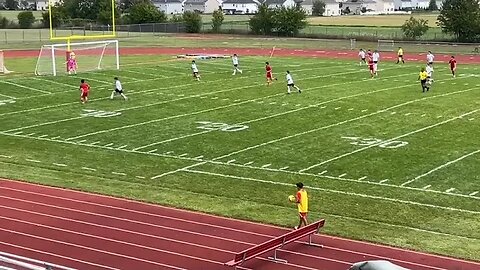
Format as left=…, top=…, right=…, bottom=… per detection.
left=35, top=39, right=120, bottom=76
left=377, top=39, right=395, bottom=52
left=0, top=50, right=11, bottom=74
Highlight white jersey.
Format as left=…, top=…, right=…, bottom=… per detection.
left=286, top=74, right=294, bottom=84
left=232, top=56, right=239, bottom=65
left=426, top=65, right=434, bottom=77
left=358, top=51, right=365, bottom=59
left=427, top=53, right=434, bottom=63
left=372, top=52, right=380, bottom=62
left=191, top=63, right=198, bottom=73
left=115, top=80, right=122, bottom=91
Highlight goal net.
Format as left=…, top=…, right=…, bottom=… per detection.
left=35, top=40, right=119, bottom=76
left=0, top=50, right=11, bottom=74
left=377, top=39, right=395, bottom=52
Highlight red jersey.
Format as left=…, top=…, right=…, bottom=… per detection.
left=266, top=65, right=272, bottom=74
left=368, top=58, right=374, bottom=70
left=449, top=59, right=457, bottom=68
left=80, top=83, right=90, bottom=93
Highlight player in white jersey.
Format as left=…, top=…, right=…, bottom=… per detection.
left=426, top=51, right=434, bottom=65
left=232, top=54, right=243, bottom=75
left=191, top=60, right=200, bottom=81
left=358, top=49, right=366, bottom=65
left=110, top=77, right=128, bottom=100
left=372, top=50, right=380, bottom=75
left=426, top=63, right=434, bottom=85
left=286, top=71, right=301, bottom=94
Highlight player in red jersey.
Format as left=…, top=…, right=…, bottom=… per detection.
left=449, top=56, right=457, bottom=78
left=79, top=79, right=90, bottom=104
left=265, top=62, right=276, bottom=85
left=367, top=56, right=375, bottom=78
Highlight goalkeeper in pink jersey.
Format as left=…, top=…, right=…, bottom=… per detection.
left=66, top=52, right=77, bottom=75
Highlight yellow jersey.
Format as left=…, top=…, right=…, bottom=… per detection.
left=419, top=71, right=428, bottom=80
left=398, top=48, right=403, bottom=56
left=296, top=189, right=308, bottom=213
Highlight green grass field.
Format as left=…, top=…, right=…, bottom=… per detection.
left=0, top=55, right=479, bottom=261
left=308, top=13, right=440, bottom=27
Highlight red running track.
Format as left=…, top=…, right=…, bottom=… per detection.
left=0, top=179, right=479, bottom=270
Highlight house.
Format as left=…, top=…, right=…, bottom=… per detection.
left=394, top=0, right=412, bottom=10
left=297, top=0, right=313, bottom=14
left=153, top=0, right=184, bottom=14
left=376, top=0, right=394, bottom=12
left=36, top=0, right=62, bottom=11
left=324, top=0, right=341, bottom=16
left=341, top=0, right=364, bottom=14
left=264, top=0, right=297, bottom=9
left=183, top=0, right=221, bottom=13
left=412, top=0, right=429, bottom=9
left=222, top=0, right=260, bottom=14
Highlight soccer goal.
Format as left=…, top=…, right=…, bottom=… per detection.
left=35, top=40, right=119, bottom=76
left=0, top=50, right=11, bottom=74
left=377, top=39, right=395, bottom=52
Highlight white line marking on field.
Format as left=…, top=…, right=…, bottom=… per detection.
left=269, top=102, right=276, bottom=105
left=421, top=114, right=426, bottom=117
left=165, top=151, right=173, bottom=155
left=227, top=159, right=236, bottom=164
left=469, top=191, right=479, bottom=196
left=469, top=118, right=475, bottom=121
left=0, top=80, right=51, bottom=94
left=12, top=131, right=23, bottom=135
left=335, top=107, right=341, bottom=110
left=147, top=149, right=158, bottom=153
left=179, top=153, right=188, bottom=157
left=112, top=172, right=127, bottom=176
left=446, top=188, right=455, bottom=193
left=244, top=161, right=254, bottom=166
left=379, top=179, right=389, bottom=183
left=402, top=149, right=480, bottom=187
left=320, top=106, right=326, bottom=109
left=26, top=133, right=36, bottom=136
left=184, top=169, right=480, bottom=215
left=348, top=108, right=354, bottom=111
left=25, top=159, right=41, bottom=163
left=422, top=185, right=431, bottom=190
left=319, top=170, right=328, bottom=175
left=436, top=115, right=443, bottom=119
left=52, top=163, right=67, bottom=167
left=279, top=166, right=289, bottom=170
left=135, top=176, right=146, bottom=179
left=194, top=155, right=204, bottom=160
left=104, top=143, right=114, bottom=147
left=358, top=176, right=367, bottom=180
left=390, top=112, right=397, bottom=115
left=78, top=139, right=87, bottom=143
left=261, top=164, right=272, bottom=168
left=404, top=113, right=412, bottom=116
left=38, top=134, right=48, bottom=138
left=361, top=109, right=368, bottom=112
left=117, top=145, right=128, bottom=149
left=301, top=109, right=480, bottom=173
left=211, top=97, right=219, bottom=100
left=81, top=167, right=96, bottom=171
left=257, top=101, right=264, bottom=104
left=338, top=173, right=347, bottom=177
left=90, top=141, right=100, bottom=145
left=0, top=154, right=12, bottom=158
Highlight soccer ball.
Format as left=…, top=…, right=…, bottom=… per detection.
left=288, top=195, right=296, bottom=202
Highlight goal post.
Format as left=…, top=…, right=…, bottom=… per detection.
left=35, top=40, right=120, bottom=76
left=0, top=50, right=12, bottom=74
left=377, top=39, right=395, bottom=52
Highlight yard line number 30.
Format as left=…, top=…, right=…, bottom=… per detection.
left=196, top=121, right=249, bottom=132
left=342, top=136, right=408, bottom=149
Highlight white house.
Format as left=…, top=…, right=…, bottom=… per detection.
left=264, top=0, right=297, bottom=9
left=36, top=0, right=62, bottom=11
left=297, top=0, right=313, bottom=14
left=394, top=0, right=412, bottom=10
left=183, top=0, right=221, bottom=13
left=153, top=0, right=184, bottom=14
left=412, top=0, right=429, bottom=9
left=222, top=0, right=260, bottom=14
left=324, top=0, right=341, bottom=16
left=376, top=0, right=394, bottom=12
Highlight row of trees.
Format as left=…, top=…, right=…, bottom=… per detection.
left=249, top=5, right=307, bottom=36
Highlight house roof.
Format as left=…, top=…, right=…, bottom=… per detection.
left=184, top=0, right=208, bottom=3
left=153, top=0, right=183, bottom=3
left=223, top=0, right=258, bottom=3
left=264, top=0, right=287, bottom=4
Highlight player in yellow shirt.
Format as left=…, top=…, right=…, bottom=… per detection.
left=418, top=67, right=429, bottom=93
left=396, top=47, right=404, bottom=64
left=294, top=182, right=308, bottom=230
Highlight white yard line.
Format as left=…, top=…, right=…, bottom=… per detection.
left=81, top=167, right=97, bottom=171
left=401, top=149, right=480, bottom=187
left=183, top=169, right=480, bottom=215
left=52, top=163, right=68, bottom=167
left=0, top=93, right=17, bottom=100
left=300, top=110, right=479, bottom=173
left=0, top=80, right=51, bottom=94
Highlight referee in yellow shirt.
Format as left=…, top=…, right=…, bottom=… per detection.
left=396, top=47, right=405, bottom=64
left=294, top=182, right=309, bottom=230
left=419, top=67, right=429, bottom=92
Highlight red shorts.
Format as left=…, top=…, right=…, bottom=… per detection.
left=450, top=66, right=456, bottom=70
left=298, top=212, right=308, bottom=218
left=266, top=73, right=272, bottom=79
left=369, top=66, right=374, bottom=71
left=81, top=91, right=89, bottom=98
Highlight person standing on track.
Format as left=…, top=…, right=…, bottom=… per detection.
left=396, top=47, right=405, bottom=64
left=294, top=182, right=309, bottom=230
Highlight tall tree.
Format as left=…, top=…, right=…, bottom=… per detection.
left=401, top=17, right=429, bottom=40
left=312, top=0, right=326, bottom=16
left=437, top=0, right=480, bottom=42
left=274, top=6, right=307, bottom=36
left=249, top=4, right=276, bottom=35
left=5, top=0, right=18, bottom=10
left=211, top=9, right=224, bottom=33
left=428, top=0, right=438, bottom=10
left=126, top=1, right=166, bottom=24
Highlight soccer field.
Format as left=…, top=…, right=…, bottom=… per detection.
left=0, top=55, right=479, bottom=260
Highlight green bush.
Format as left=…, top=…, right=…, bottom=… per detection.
left=183, top=11, right=202, bottom=33
left=312, top=0, right=326, bottom=16
left=437, top=0, right=480, bottom=42
left=126, top=1, right=167, bottom=24
left=211, top=9, right=224, bottom=33
left=249, top=4, right=275, bottom=35
left=17, top=11, right=36, bottom=29
left=249, top=4, right=307, bottom=36
left=401, top=17, right=429, bottom=40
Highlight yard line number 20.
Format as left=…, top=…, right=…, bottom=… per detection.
left=342, top=136, right=408, bottom=149
left=196, top=121, right=249, bottom=132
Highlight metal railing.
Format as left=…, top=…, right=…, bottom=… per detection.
left=0, top=252, right=76, bottom=270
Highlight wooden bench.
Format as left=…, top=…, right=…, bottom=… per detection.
left=224, top=219, right=325, bottom=268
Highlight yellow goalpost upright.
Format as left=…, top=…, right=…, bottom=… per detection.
left=35, top=0, right=120, bottom=76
